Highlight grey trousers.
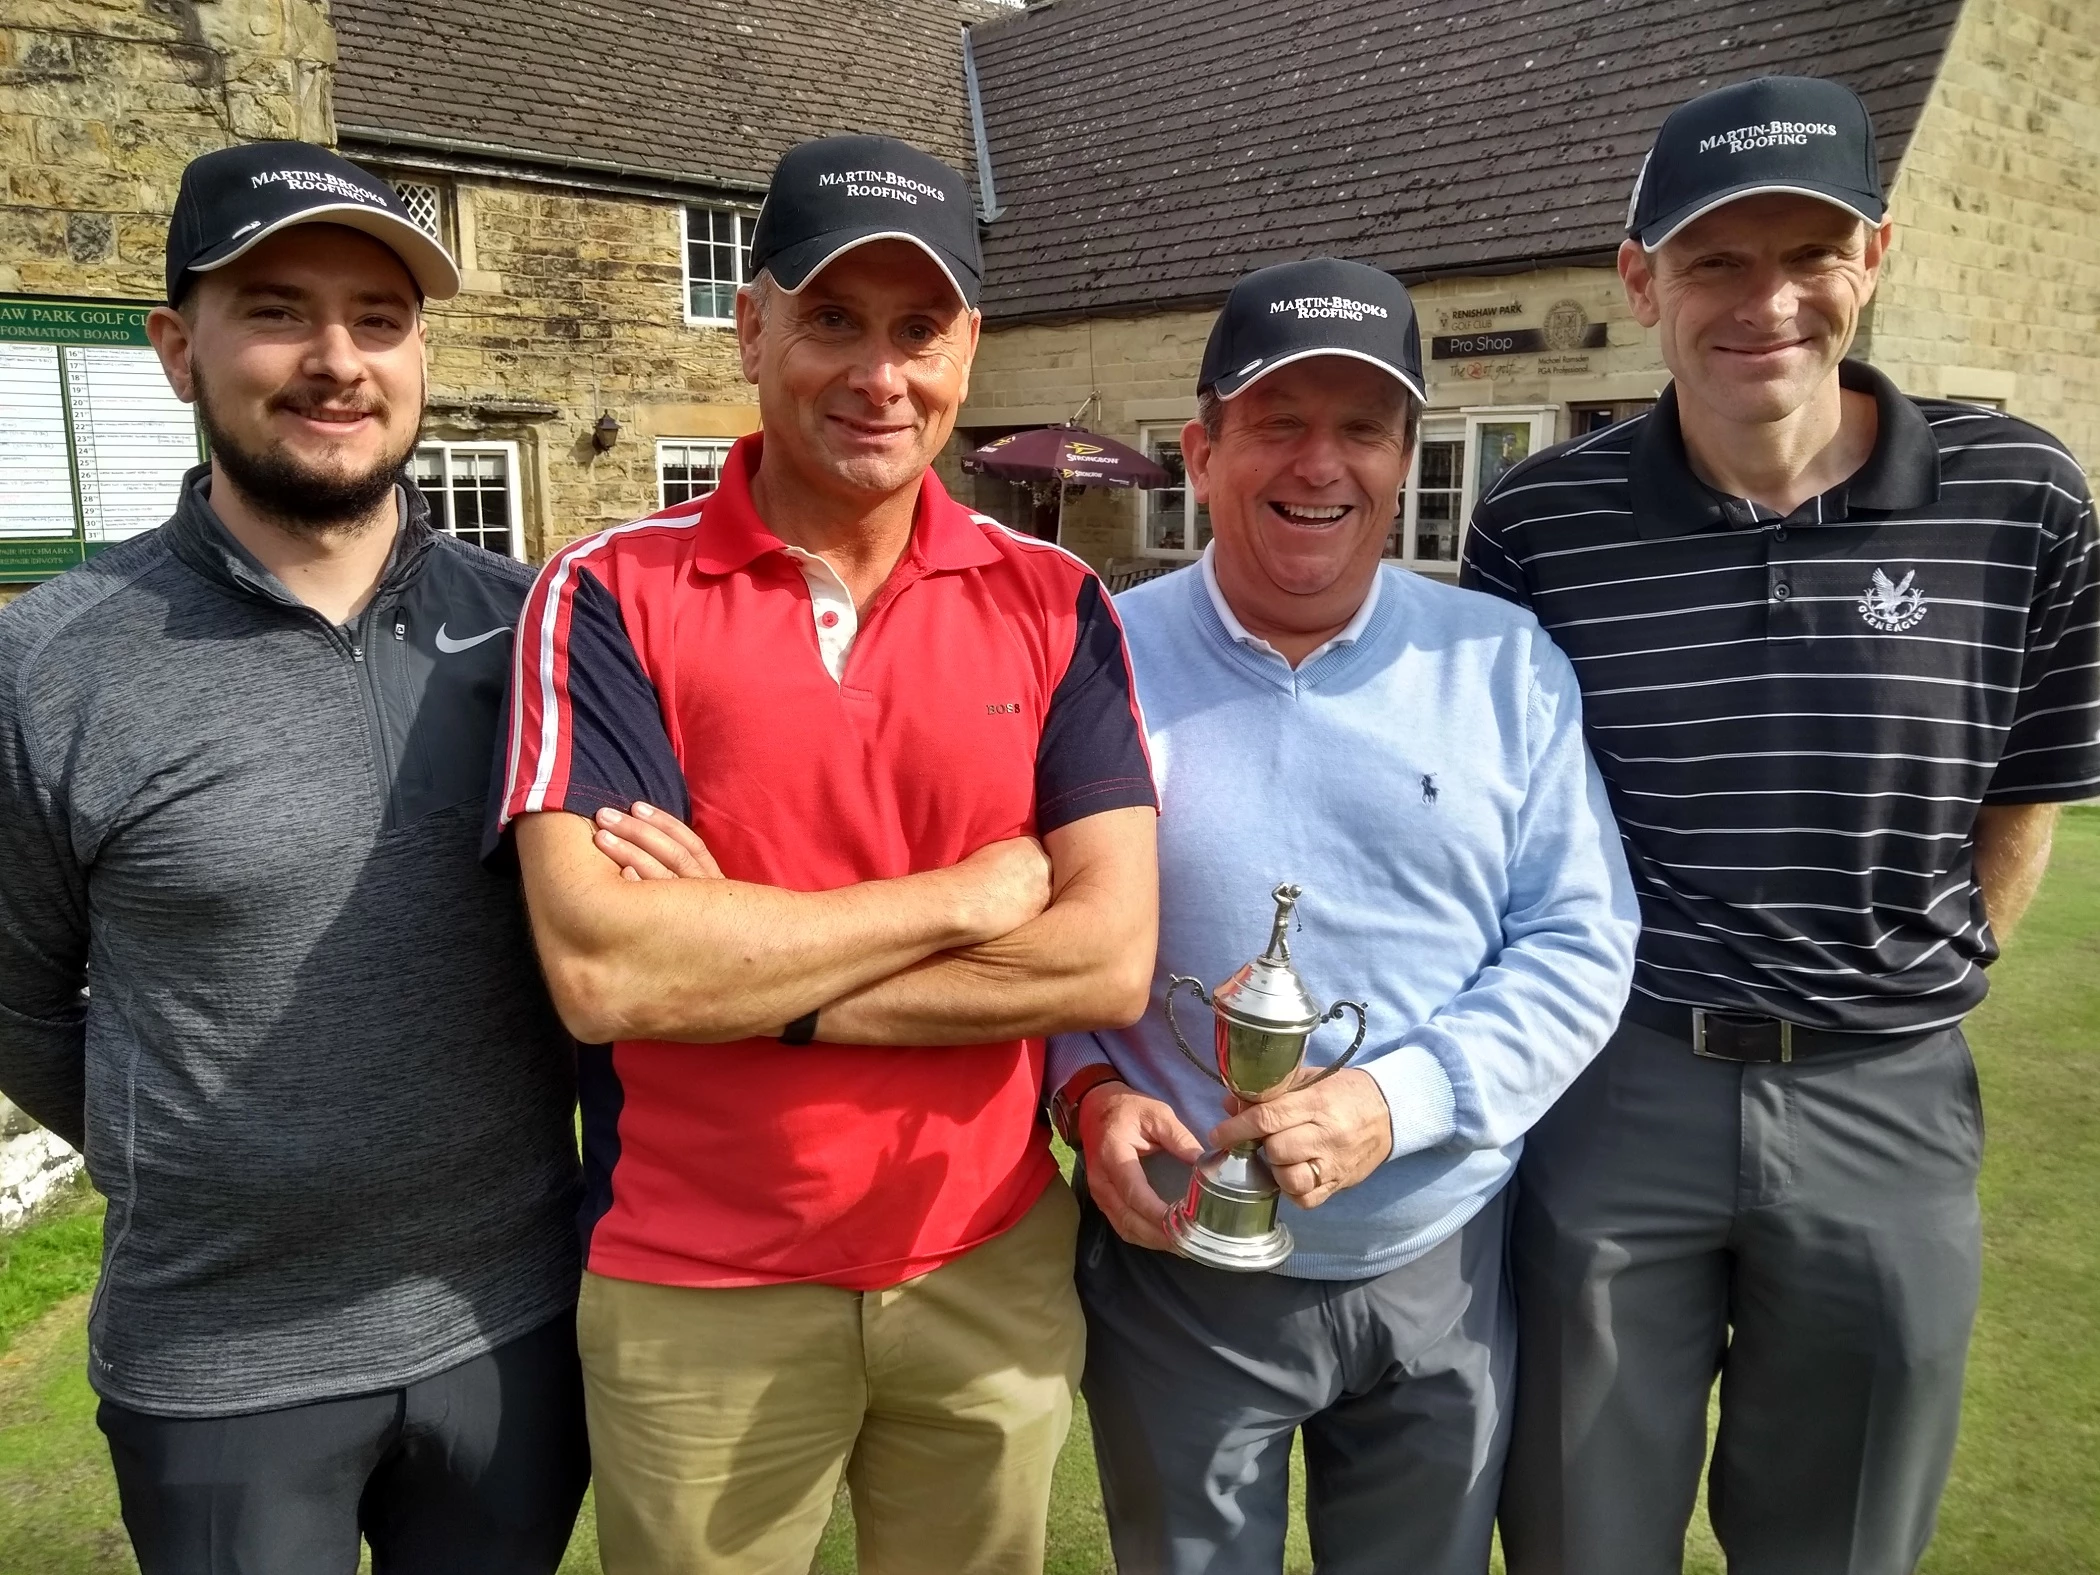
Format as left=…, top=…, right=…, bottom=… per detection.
left=1499, top=1018, right=1985, bottom=1575
left=1076, top=1184, right=1514, bottom=1575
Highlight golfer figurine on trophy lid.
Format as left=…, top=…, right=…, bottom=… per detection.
left=1162, top=883, right=1369, bottom=1271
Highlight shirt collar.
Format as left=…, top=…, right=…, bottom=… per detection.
left=1629, top=359, right=1940, bottom=539
left=689, top=431, right=1003, bottom=577
left=1199, top=541, right=1382, bottom=664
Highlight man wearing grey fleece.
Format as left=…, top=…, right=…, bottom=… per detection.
left=0, top=142, right=587, bottom=1571
left=1049, top=259, right=1641, bottom=1575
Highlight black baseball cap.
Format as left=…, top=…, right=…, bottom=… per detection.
left=749, top=134, right=982, bottom=308
left=1198, top=258, right=1424, bottom=404
left=1628, top=76, right=1885, bottom=251
left=166, top=140, right=461, bottom=304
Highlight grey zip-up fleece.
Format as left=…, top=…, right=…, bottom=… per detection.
left=0, top=466, right=582, bottom=1416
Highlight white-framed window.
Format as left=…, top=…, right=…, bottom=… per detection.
left=1394, top=407, right=1558, bottom=573
left=1391, top=418, right=1466, bottom=568
left=657, top=439, right=733, bottom=508
left=683, top=206, right=755, bottom=324
left=1137, top=423, right=1211, bottom=558
left=412, top=441, right=524, bottom=559
left=389, top=180, right=445, bottom=243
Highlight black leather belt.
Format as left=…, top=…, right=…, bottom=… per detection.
left=1623, top=995, right=1911, bottom=1064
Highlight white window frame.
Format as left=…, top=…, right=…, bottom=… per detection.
left=413, top=439, right=525, bottom=559
left=682, top=205, right=756, bottom=327
left=1136, top=422, right=1206, bottom=559
left=389, top=180, right=446, bottom=244
left=656, top=438, right=734, bottom=509
left=1392, top=416, right=1469, bottom=573
left=1392, top=406, right=1559, bottom=574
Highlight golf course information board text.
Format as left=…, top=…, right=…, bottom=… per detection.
left=0, top=295, right=201, bottom=583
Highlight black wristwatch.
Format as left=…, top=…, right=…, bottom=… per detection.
left=779, top=1009, right=820, bottom=1046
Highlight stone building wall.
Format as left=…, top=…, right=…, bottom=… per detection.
left=0, top=0, right=335, bottom=608
left=0, top=0, right=334, bottom=303
left=1866, top=0, right=2100, bottom=478
left=409, top=176, right=758, bottom=561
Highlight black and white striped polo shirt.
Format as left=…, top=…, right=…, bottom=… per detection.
left=1462, top=360, right=2100, bottom=1034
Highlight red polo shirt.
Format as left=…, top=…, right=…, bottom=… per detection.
left=495, top=435, right=1155, bottom=1289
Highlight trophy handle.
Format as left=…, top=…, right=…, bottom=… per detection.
left=1294, top=999, right=1370, bottom=1089
left=1163, top=975, right=1228, bottom=1087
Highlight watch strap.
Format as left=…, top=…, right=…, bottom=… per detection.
left=1050, top=1063, right=1126, bottom=1147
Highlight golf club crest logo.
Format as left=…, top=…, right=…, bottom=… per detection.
left=1542, top=299, right=1589, bottom=352
left=1858, top=567, right=1927, bottom=632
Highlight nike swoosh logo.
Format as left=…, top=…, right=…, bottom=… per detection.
left=434, top=624, right=512, bottom=654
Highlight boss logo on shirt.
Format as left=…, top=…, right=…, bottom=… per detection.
left=986, top=701, right=1022, bottom=715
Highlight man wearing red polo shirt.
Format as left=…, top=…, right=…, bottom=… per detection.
left=495, top=135, right=1159, bottom=1575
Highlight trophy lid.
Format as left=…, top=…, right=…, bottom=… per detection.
left=1209, top=883, right=1325, bottom=1035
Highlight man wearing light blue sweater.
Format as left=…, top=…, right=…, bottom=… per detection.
left=1046, top=258, right=1640, bottom=1575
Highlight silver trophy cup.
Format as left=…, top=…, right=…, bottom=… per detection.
left=1163, top=882, right=1368, bottom=1272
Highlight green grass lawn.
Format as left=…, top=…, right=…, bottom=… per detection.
left=5, top=808, right=2097, bottom=1572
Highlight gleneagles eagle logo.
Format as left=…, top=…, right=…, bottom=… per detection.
left=1859, top=567, right=1927, bottom=632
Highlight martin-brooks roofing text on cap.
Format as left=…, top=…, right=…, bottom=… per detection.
left=1199, top=257, right=1425, bottom=405
left=1627, top=75, right=1885, bottom=251
left=749, top=134, right=983, bottom=308
left=165, top=140, right=460, bottom=303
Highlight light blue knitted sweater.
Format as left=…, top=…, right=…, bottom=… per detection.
left=1051, top=553, right=1639, bottom=1278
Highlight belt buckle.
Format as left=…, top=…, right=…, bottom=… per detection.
left=1690, top=1009, right=1793, bottom=1064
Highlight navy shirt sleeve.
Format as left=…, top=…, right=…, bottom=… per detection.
left=487, top=561, right=689, bottom=860
left=1985, top=463, right=2100, bottom=803
left=1034, top=575, right=1158, bottom=833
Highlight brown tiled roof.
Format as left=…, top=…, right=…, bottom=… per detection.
left=970, top=0, right=1962, bottom=322
left=331, top=0, right=975, bottom=192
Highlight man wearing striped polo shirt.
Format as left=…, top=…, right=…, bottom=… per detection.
left=1464, top=77, right=2099, bottom=1575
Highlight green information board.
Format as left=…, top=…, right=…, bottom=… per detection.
left=0, top=294, right=200, bottom=583
left=0, top=297, right=154, bottom=348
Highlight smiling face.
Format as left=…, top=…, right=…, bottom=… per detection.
left=145, top=224, right=426, bottom=532
left=1186, top=356, right=1414, bottom=651
left=737, top=240, right=979, bottom=508
left=1621, top=192, right=1890, bottom=429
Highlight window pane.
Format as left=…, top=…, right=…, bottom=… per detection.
left=659, top=441, right=730, bottom=508
left=413, top=445, right=513, bottom=557
left=1413, top=438, right=1465, bottom=562
left=390, top=182, right=443, bottom=241
left=1473, top=421, right=1533, bottom=498
left=687, top=207, right=747, bottom=320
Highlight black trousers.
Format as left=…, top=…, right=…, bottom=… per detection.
left=97, top=1308, right=590, bottom=1575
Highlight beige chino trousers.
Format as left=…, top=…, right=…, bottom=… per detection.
left=578, top=1180, right=1084, bottom=1575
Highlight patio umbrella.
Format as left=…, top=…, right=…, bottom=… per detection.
left=962, top=425, right=1172, bottom=543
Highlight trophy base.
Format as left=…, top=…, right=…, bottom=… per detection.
left=1164, top=1146, right=1294, bottom=1273
left=1165, top=1204, right=1294, bottom=1272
